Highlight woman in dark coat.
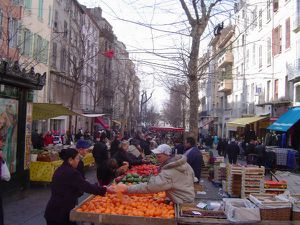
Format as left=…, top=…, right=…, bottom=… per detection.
left=44, top=148, right=109, bottom=225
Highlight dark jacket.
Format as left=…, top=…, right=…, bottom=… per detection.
left=226, top=142, right=240, bottom=156
left=185, top=147, right=204, bottom=180
left=138, top=138, right=151, bottom=155
left=44, top=162, right=106, bottom=224
left=77, top=159, right=85, bottom=179
left=92, top=142, right=108, bottom=165
left=110, top=139, right=120, bottom=157
left=113, top=150, right=143, bottom=167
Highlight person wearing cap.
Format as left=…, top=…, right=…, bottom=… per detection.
left=115, top=144, right=195, bottom=204
left=76, top=139, right=91, bottom=178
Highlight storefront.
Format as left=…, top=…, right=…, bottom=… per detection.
left=226, top=116, right=268, bottom=140
left=0, top=60, right=46, bottom=192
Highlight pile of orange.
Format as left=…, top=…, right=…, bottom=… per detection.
left=76, top=192, right=174, bottom=218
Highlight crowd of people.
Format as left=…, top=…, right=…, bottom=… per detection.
left=35, top=129, right=205, bottom=225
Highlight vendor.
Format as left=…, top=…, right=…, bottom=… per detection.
left=44, top=148, right=112, bottom=225
left=76, top=139, right=91, bottom=178
left=116, top=144, right=195, bottom=204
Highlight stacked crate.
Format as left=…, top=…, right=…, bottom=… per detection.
left=213, top=162, right=226, bottom=183
left=201, top=152, right=210, bottom=179
left=241, top=166, right=265, bottom=198
left=264, top=180, right=287, bottom=195
left=226, top=164, right=243, bottom=197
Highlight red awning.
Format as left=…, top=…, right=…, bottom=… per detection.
left=95, top=116, right=109, bottom=129
left=149, top=126, right=184, bottom=132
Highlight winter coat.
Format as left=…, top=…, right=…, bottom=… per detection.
left=113, top=150, right=143, bottom=167
left=93, top=141, right=108, bottom=165
left=127, top=155, right=195, bottom=204
left=128, top=145, right=141, bottom=158
left=44, top=162, right=106, bottom=224
left=184, top=146, right=204, bottom=180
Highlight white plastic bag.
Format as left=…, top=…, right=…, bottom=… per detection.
left=1, top=160, right=11, bottom=181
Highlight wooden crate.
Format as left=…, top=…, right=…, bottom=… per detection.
left=70, top=195, right=176, bottom=225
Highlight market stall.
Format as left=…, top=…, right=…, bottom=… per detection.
left=30, top=152, right=95, bottom=182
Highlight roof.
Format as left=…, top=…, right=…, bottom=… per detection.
left=267, top=107, right=300, bottom=132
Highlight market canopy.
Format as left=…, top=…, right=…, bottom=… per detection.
left=149, top=126, right=184, bottom=132
left=80, top=114, right=105, bottom=118
left=33, top=103, right=79, bottom=120
left=227, top=116, right=267, bottom=128
left=267, top=107, right=300, bottom=132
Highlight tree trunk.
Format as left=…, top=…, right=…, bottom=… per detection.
left=187, top=27, right=202, bottom=141
left=68, top=82, right=78, bottom=133
left=121, top=93, right=129, bottom=137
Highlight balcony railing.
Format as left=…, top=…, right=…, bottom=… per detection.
left=217, top=51, right=233, bottom=68
left=218, top=79, right=233, bottom=93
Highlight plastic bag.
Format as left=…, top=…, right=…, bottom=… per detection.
left=1, top=160, right=11, bottom=181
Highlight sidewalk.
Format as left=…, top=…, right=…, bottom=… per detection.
left=3, top=166, right=98, bottom=225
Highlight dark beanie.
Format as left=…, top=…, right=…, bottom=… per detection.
left=59, top=148, right=78, bottom=161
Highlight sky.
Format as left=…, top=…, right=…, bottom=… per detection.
left=77, top=0, right=233, bottom=110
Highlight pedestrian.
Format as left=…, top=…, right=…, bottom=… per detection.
left=213, top=134, right=219, bottom=149
left=43, top=131, right=53, bottom=146
left=255, top=141, right=266, bottom=167
left=44, top=148, right=112, bottom=225
left=184, top=137, right=204, bottom=182
left=92, top=133, right=109, bottom=183
left=0, top=149, right=10, bottom=225
left=226, top=138, right=240, bottom=164
left=31, top=129, right=39, bottom=149
left=112, top=140, right=144, bottom=168
left=110, top=135, right=121, bottom=157
left=114, top=144, right=195, bottom=204
left=76, top=139, right=91, bottom=178
left=135, top=131, right=151, bottom=155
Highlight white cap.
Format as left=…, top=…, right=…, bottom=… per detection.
left=151, top=144, right=172, bottom=155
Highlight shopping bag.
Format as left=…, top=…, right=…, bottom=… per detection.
left=1, top=160, right=11, bottom=181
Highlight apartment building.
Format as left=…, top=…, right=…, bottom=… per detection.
left=227, top=0, right=298, bottom=138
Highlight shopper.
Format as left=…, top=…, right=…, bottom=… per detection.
left=184, top=137, right=204, bottom=181
left=114, top=144, right=195, bottom=204
left=43, top=131, right=53, bottom=146
left=112, top=140, right=144, bottom=167
left=0, top=150, right=8, bottom=225
left=76, top=139, right=91, bottom=178
left=44, top=148, right=111, bottom=225
left=226, top=138, right=240, bottom=164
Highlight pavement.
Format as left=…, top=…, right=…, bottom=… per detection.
left=3, top=166, right=98, bottom=225
left=3, top=150, right=224, bottom=225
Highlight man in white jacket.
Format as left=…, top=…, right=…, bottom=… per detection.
left=117, top=144, right=195, bottom=204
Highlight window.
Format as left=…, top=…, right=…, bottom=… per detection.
left=274, top=79, right=279, bottom=100
left=286, top=18, right=290, bottom=49
left=259, top=45, right=262, bottom=68
left=259, top=9, right=262, bottom=29
left=48, top=6, right=52, bottom=26
left=267, top=0, right=271, bottom=21
left=267, top=81, right=271, bottom=101
left=63, top=21, right=68, bottom=38
left=0, top=9, right=3, bottom=40
left=24, top=0, right=32, bottom=11
left=9, top=19, right=19, bottom=48
left=23, top=29, right=32, bottom=56
left=272, top=25, right=282, bottom=55
left=267, top=38, right=271, bottom=65
left=38, top=0, right=44, bottom=19
left=296, top=85, right=300, bottom=102
left=246, top=49, right=249, bottom=69
left=33, top=34, right=45, bottom=62
left=52, top=42, right=57, bottom=67
left=60, top=48, right=66, bottom=71
left=252, top=7, right=257, bottom=29
left=252, top=44, right=256, bottom=65
left=273, top=0, right=279, bottom=12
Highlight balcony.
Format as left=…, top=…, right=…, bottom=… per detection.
left=293, top=2, right=300, bottom=33
left=218, top=79, right=233, bottom=93
left=217, top=51, right=233, bottom=68
left=287, top=60, right=300, bottom=82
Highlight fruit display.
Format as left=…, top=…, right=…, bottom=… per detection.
left=115, top=173, right=149, bottom=184
left=127, top=164, right=159, bottom=176
left=76, top=192, right=175, bottom=219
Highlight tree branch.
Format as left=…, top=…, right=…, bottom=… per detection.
left=192, top=0, right=200, bottom=22
left=179, top=0, right=195, bottom=26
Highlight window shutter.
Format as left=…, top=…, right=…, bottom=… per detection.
left=272, top=28, right=276, bottom=56
left=286, top=18, right=290, bottom=49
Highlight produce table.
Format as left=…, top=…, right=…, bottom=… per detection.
left=30, top=153, right=95, bottom=182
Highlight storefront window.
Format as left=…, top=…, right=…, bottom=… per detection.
left=296, top=85, right=300, bottom=102
left=0, top=98, right=19, bottom=173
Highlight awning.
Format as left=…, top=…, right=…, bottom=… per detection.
left=112, top=120, right=122, bottom=125
left=33, top=103, right=79, bottom=120
left=94, top=116, right=109, bottom=129
left=227, top=116, right=267, bottom=127
left=80, top=113, right=105, bottom=118
left=267, top=107, right=300, bottom=132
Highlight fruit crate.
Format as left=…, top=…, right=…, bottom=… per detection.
left=70, top=195, right=177, bottom=225
left=241, top=166, right=264, bottom=199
